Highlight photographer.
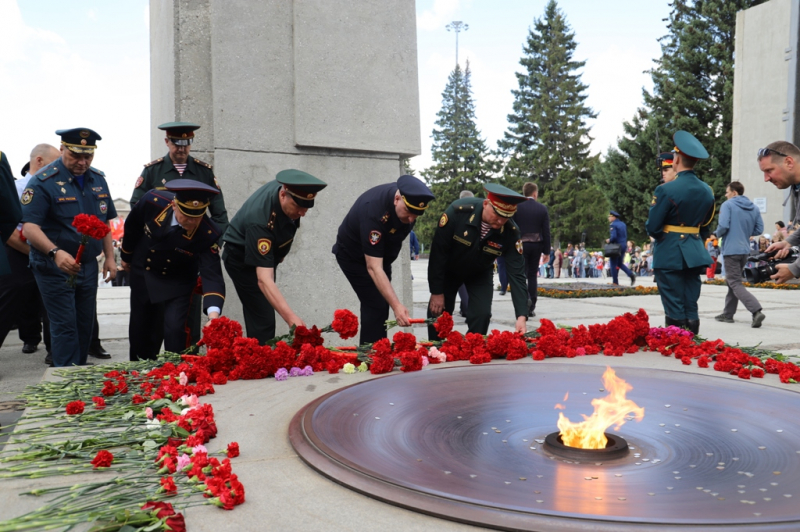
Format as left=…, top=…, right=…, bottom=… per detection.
left=714, top=182, right=764, bottom=327
left=760, top=142, right=800, bottom=282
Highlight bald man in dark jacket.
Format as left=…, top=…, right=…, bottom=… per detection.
left=513, top=182, right=550, bottom=316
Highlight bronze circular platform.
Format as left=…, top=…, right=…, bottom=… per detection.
left=289, top=363, right=800, bottom=531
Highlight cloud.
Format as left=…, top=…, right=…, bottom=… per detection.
left=0, top=0, right=150, bottom=201
left=87, top=8, right=97, bottom=21
left=144, top=3, right=149, bottom=30
left=417, top=0, right=461, bottom=31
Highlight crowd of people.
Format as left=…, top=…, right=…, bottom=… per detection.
left=3, top=125, right=800, bottom=368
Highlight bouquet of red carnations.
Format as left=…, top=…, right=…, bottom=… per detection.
left=68, top=214, right=110, bottom=287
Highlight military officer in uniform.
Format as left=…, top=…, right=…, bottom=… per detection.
left=21, top=128, right=117, bottom=367
left=513, top=182, right=550, bottom=317
left=121, top=180, right=225, bottom=360
left=223, top=170, right=327, bottom=343
left=333, top=175, right=435, bottom=345
left=131, top=121, right=229, bottom=345
left=646, top=131, right=715, bottom=334
left=427, top=183, right=528, bottom=339
left=658, top=152, right=677, bottom=184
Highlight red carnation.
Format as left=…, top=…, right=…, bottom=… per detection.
left=166, top=513, right=187, bottom=532
left=91, top=450, right=114, bottom=469
left=160, top=476, right=178, bottom=494
left=681, top=356, right=692, bottom=365
left=65, top=400, right=85, bottom=415
left=697, top=356, right=710, bottom=368
left=738, top=368, right=751, bottom=380
left=227, top=442, right=240, bottom=458
left=72, top=213, right=111, bottom=240
left=331, top=309, right=359, bottom=340
left=433, top=312, right=454, bottom=339
left=132, top=394, right=146, bottom=404
left=141, top=501, right=176, bottom=519
left=532, top=350, right=545, bottom=361
left=92, top=396, right=106, bottom=410
left=751, top=367, right=765, bottom=378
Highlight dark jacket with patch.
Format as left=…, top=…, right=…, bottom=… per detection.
left=131, top=155, right=229, bottom=237
left=428, top=197, right=528, bottom=319
left=21, top=158, right=116, bottom=259
left=121, top=190, right=224, bottom=312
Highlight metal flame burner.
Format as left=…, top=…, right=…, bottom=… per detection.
left=289, top=363, right=800, bottom=531
left=544, top=431, right=630, bottom=460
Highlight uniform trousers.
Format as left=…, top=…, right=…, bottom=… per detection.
left=428, top=267, right=493, bottom=339
left=223, top=248, right=277, bottom=344
left=496, top=257, right=508, bottom=291
left=30, top=250, right=96, bottom=367
left=0, top=246, right=48, bottom=349
left=722, top=255, right=761, bottom=317
left=523, top=242, right=545, bottom=311
left=654, top=267, right=704, bottom=320
left=128, top=269, right=193, bottom=361
left=609, top=255, right=634, bottom=285
left=336, top=253, right=392, bottom=345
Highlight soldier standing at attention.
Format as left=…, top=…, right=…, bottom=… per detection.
left=646, top=131, right=715, bottom=334
left=333, top=175, right=435, bottom=345
left=513, top=182, right=550, bottom=317
left=21, top=129, right=117, bottom=367
left=121, top=180, right=225, bottom=360
left=131, top=121, right=229, bottom=345
left=427, top=183, right=528, bottom=339
left=223, top=170, right=327, bottom=343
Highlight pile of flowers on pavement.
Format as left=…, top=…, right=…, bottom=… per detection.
left=2, top=309, right=799, bottom=531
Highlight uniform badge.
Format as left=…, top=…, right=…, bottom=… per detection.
left=135, top=176, right=144, bottom=188
left=214, top=177, right=221, bottom=190
left=21, top=188, right=34, bottom=205
left=56, top=181, right=65, bottom=186
left=61, top=187, right=66, bottom=194
left=369, top=230, right=382, bottom=245
left=257, top=238, right=272, bottom=255
left=390, top=228, right=396, bottom=234
left=99, top=200, right=107, bottom=213
left=439, top=213, right=448, bottom=227
left=211, top=243, right=220, bottom=254
left=651, top=195, right=657, bottom=206
left=469, top=214, right=475, bottom=222
left=516, top=240, right=523, bottom=254
left=381, top=212, right=389, bottom=223
left=464, top=231, right=468, bottom=236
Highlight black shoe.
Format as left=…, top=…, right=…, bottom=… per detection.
left=44, top=352, right=52, bottom=366
left=686, top=320, right=700, bottom=335
left=751, top=311, right=765, bottom=328
left=499, top=290, right=507, bottom=296
left=22, top=343, right=38, bottom=354
left=88, top=346, right=112, bottom=359
left=630, top=274, right=636, bottom=286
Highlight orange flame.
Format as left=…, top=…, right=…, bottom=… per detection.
left=556, top=367, right=644, bottom=449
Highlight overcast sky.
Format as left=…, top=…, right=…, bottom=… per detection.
left=1, top=0, right=670, bottom=200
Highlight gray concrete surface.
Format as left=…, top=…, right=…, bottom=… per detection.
left=732, top=0, right=797, bottom=223
left=2, top=262, right=800, bottom=530
left=149, top=0, right=420, bottom=340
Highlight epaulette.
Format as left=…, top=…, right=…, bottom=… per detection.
left=143, top=158, right=164, bottom=168
left=37, top=166, right=59, bottom=181
left=89, top=166, right=105, bottom=177
left=146, top=189, right=174, bottom=206
left=193, top=158, right=213, bottom=169
left=455, top=205, right=475, bottom=213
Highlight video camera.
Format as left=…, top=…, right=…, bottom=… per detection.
left=743, top=247, right=800, bottom=283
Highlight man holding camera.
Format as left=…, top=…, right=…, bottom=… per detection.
left=760, top=142, right=800, bottom=284
left=714, top=182, right=764, bottom=327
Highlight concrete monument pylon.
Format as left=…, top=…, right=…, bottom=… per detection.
left=149, top=0, right=422, bottom=339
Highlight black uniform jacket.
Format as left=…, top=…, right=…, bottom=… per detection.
left=514, top=197, right=551, bottom=251
left=333, top=182, right=413, bottom=267
left=121, top=190, right=225, bottom=312
left=428, top=197, right=528, bottom=318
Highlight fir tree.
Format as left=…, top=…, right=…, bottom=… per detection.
left=417, top=61, right=494, bottom=245
left=498, top=0, right=605, bottom=245
left=595, top=0, right=767, bottom=240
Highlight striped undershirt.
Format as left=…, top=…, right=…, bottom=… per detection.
left=480, top=221, right=491, bottom=240
left=173, top=163, right=187, bottom=176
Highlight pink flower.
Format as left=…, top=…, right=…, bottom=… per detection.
left=145, top=407, right=154, bottom=419
left=179, top=372, right=188, bottom=386
left=300, top=366, right=314, bottom=376
left=177, top=453, right=191, bottom=471
left=576, top=347, right=586, bottom=356
left=191, top=444, right=208, bottom=455
left=421, top=356, right=429, bottom=367
left=178, top=394, right=199, bottom=408
left=428, top=346, right=447, bottom=363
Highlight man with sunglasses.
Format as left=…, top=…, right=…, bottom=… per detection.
left=646, top=131, right=716, bottom=334
left=333, top=175, right=435, bottom=345
left=760, top=142, right=800, bottom=282
left=223, top=170, right=327, bottom=343
left=427, top=183, right=528, bottom=339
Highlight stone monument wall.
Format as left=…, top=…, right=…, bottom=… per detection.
left=150, top=0, right=422, bottom=340
left=732, top=0, right=800, bottom=225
